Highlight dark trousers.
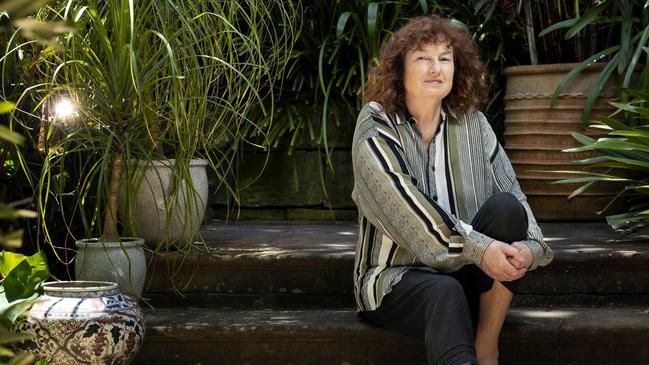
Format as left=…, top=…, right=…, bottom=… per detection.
left=359, top=192, right=528, bottom=365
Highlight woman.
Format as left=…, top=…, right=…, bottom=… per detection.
left=351, top=15, right=553, bottom=365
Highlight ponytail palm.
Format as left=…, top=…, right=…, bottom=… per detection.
left=13, top=0, right=299, bottom=245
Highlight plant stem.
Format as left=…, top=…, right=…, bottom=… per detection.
left=102, top=154, right=122, bottom=241
left=523, top=0, right=538, bottom=65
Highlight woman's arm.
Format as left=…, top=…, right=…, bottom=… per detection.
left=480, top=113, right=554, bottom=270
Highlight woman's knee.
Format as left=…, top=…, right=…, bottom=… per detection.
left=485, top=192, right=526, bottom=219
left=472, top=192, right=528, bottom=242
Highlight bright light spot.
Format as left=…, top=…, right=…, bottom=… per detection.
left=518, top=310, right=576, bottom=319
left=54, top=98, right=76, bottom=120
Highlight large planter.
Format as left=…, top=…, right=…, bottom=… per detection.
left=122, top=158, right=209, bottom=249
left=504, top=63, right=625, bottom=221
left=15, top=281, right=144, bottom=364
left=75, top=237, right=146, bottom=297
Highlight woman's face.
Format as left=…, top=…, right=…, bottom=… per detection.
left=403, top=41, right=454, bottom=102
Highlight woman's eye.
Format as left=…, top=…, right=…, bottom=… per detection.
left=416, top=56, right=427, bottom=61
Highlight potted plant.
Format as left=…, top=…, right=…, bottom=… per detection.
left=480, top=0, right=647, bottom=220
left=5, top=0, right=299, bottom=296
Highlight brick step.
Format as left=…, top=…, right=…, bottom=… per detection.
left=133, top=306, right=649, bottom=365
left=144, top=221, right=649, bottom=307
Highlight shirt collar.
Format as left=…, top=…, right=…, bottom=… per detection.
left=397, top=103, right=457, bottom=125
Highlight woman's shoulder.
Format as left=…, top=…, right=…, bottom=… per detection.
left=354, top=101, right=401, bottom=145
left=358, top=101, right=400, bottom=128
left=359, top=101, right=388, bottom=118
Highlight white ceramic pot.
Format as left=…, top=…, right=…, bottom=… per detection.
left=75, top=237, right=146, bottom=297
left=15, top=281, right=144, bottom=364
left=122, top=158, right=209, bottom=249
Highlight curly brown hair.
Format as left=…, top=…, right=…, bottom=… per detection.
left=365, top=15, right=487, bottom=115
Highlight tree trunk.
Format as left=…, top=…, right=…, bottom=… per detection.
left=102, top=154, right=123, bottom=241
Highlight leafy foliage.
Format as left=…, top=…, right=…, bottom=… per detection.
left=539, top=0, right=649, bottom=124
left=556, top=88, right=649, bottom=236
left=0, top=252, right=48, bottom=365
left=4, top=0, right=300, bottom=245
left=247, top=0, right=528, bottom=165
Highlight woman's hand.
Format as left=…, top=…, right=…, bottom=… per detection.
left=480, top=241, right=527, bottom=282
left=507, top=241, right=534, bottom=270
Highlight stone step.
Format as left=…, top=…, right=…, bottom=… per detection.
left=144, top=221, right=649, bottom=308
left=133, top=306, right=649, bottom=365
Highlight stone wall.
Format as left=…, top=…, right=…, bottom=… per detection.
left=209, top=119, right=357, bottom=221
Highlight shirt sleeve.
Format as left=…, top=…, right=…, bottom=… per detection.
left=480, top=113, right=554, bottom=270
left=351, top=106, right=495, bottom=270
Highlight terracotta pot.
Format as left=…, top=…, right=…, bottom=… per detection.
left=75, top=237, right=146, bottom=297
left=121, top=158, right=208, bottom=249
left=15, top=281, right=144, bottom=364
left=504, top=63, right=626, bottom=221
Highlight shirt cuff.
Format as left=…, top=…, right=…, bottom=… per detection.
left=522, top=239, right=544, bottom=270
left=463, top=229, right=495, bottom=268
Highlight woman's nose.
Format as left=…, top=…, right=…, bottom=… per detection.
left=429, top=61, right=441, bottom=74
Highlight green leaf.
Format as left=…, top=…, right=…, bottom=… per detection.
left=568, top=180, right=596, bottom=199
left=565, top=0, right=613, bottom=39
left=0, top=294, right=39, bottom=326
left=418, top=0, right=428, bottom=14
left=554, top=176, right=628, bottom=184
left=539, top=18, right=577, bottom=37
left=0, top=203, right=19, bottom=220
left=474, top=0, right=489, bottom=15
left=0, top=101, right=15, bottom=114
left=624, top=89, right=649, bottom=101
left=610, top=102, right=649, bottom=118
left=618, top=0, right=633, bottom=73
left=0, top=0, right=49, bottom=17
left=0, top=252, right=48, bottom=302
left=0, top=229, right=24, bottom=249
left=570, top=132, right=596, bottom=146
left=0, top=125, right=24, bottom=145
left=13, top=19, right=76, bottom=45
left=336, top=12, right=352, bottom=39
left=597, top=116, right=632, bottom=131
left=610, top=129, right=649, bottom=140
left=367, top=3, right=379, bottom=49
left=550, top=45, right=619, bottom=107
left=583, top=53, right=621, bottom=123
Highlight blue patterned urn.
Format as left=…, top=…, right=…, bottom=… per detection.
left=15, top=281, right=144, bottom=364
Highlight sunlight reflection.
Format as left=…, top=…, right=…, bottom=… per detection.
left=564, top=247, right=607, bottom=253
left=518, top=310, right=576, bottom=319
left=337, top=231, right=355, bottom=236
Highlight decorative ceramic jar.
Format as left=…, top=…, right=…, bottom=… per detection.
left=15, top=281, right=144, bottom=364
left=75, top=237, right=146, bottom=297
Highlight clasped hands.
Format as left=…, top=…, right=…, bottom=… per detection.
left=480, top=241, right=533, bottom=282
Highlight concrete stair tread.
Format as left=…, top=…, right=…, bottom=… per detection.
left=145, top=221, right=649, bottom=307
left=135, top=306, right=649, bottom=364
left=190, top=221, right=649, bottom=260
left=142, top=306, right=649, bottom=337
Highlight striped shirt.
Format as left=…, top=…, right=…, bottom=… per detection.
left=351, top=101, right=554, bottom=312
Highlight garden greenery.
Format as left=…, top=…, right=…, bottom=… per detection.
left=3, top=0, right=300, bottom=250
left=556, top=88, right=649, bottom=235
left=247, top=0, right=528, bottom=169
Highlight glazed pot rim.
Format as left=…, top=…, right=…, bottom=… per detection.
left=76, top=237, right=144, bottom=248
left=43, top=280, right=118, bottom=293
left=504, top=62, right=607, bottom=75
